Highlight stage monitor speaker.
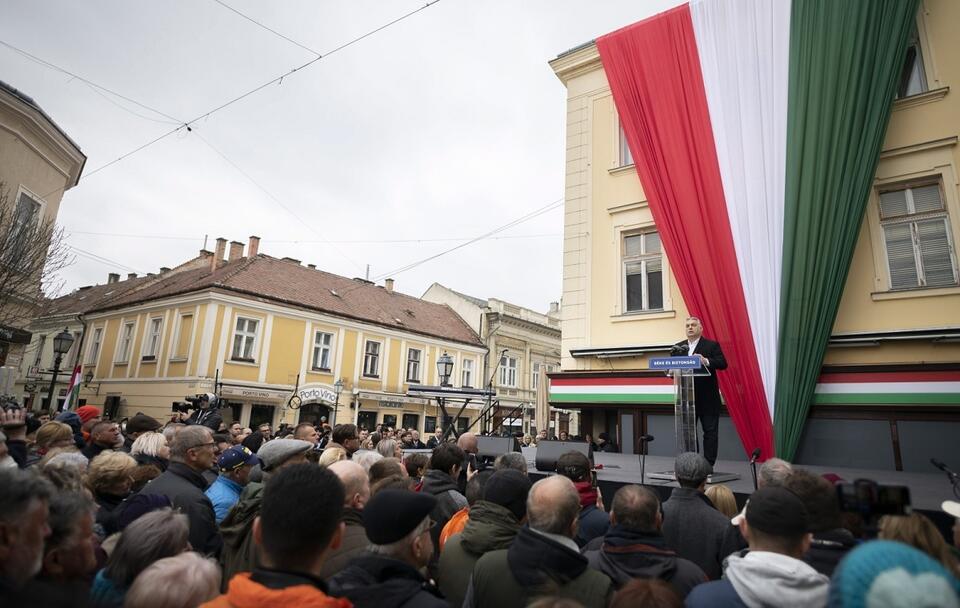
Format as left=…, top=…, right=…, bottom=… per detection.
left=476, top=435, right=521, bottom=465
left=534, top=440, right=593, bottom=472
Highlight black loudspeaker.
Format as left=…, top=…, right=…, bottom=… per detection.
left=476, top=435, right=521, bottom=465
left=534, top=440, right=593, bottom=472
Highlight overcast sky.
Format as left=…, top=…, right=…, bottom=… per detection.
left=2, top=0, right=680, bottom=312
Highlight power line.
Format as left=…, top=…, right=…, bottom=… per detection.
left=211, top=0, right=322, bottom=57
left=66, top=245, right=145, bottom=274
left=65, top=230, right=562, bottom=244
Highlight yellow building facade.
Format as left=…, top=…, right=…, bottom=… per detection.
left=549, top=1, right=960, bottom=470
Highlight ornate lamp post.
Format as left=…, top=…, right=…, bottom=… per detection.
left=332, top=378, right=344, bottom=425
left=46, top=328, right=75, bottom=412
left=437, top=352, right=454, bottom=387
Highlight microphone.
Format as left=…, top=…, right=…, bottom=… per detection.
left=750, top=447, right=761, bottom=464
left=639, top=434, right=655, bottom=442
left=931, top=458, right=959, bottom=480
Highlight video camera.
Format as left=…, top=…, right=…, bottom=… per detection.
left=171, top=392, right=220, bottom=414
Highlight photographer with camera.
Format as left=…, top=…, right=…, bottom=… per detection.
left=172, top=393, right=223, bottom=432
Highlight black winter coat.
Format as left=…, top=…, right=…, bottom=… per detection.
left=661, top=487, right=742, bottom=579
left=329, top=553, right=448, bottom=608
left=136, top=462, right=222, bottom=556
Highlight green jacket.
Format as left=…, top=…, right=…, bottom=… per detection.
left=218, top=481, right=263, bottom=589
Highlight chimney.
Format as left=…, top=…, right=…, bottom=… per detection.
left=228, top=241, right=244, bottom=262
left=107, top=273, right=120, bottom=284
left=549, top=301, right=559, bottom=314
left=211, top=237, right=227, bottom=271
left=127, top=273, right=137, bottom=280
left=282, top=257, right=301, bottom=265
left=248, top=235, right=260, bottom=257
left=307, top=263, right=316, bottom=269
left=160, top=267, right=170, bottom=273
left=384, top=278, right=394, bottom=293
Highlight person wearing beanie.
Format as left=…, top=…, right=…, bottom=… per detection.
left=438, top=469, right=532, bottom=608
left=121, top=413, right=161, bottom=452
left=329, top=489, right=448, bottom=608
left=829, top=539, right=960, bottom=608
left=556, top=450, right=609, bottom=547
left=582, top=485, right=706, bottom=598
left=76, top=405, right=101, bottom=427
left=686, top=486, right=830, bottom=608
left=205, top=446, right=259, bottom=523
left=218, top=439, right=312, bottom=586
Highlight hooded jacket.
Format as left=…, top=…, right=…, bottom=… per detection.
left=803, top=528, right=857, bottom=576
left=202, top=568, right=352, bottom=608
left=685, top=551, right=829, bottom=608
left=437, top=501, right=520, bottom=608
left=319, top=508, right=370, bottom=580
left=329, top=553, right=448, bottom=608
left=420, top=469, right=467, bottom=575
left=219, top=481, right=264, bottom=587
left=582, top=525, right=707, bottom=597
left=468, top=527, right=612, bottom=608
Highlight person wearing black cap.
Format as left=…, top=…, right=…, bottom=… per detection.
left=121, top=413, right=161, bottom=452
left=329, top=489, right=448, bottom=608
left=686, top=486, right=829, bottom=608
left=438, top=469, right=532, bottom=608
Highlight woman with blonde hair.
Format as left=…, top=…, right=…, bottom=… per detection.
left=26, top=420, right=76, bottom=466
left=318, top=445, right=347, bottom=467
left=88, top=451, right=138, bottom=535
left=879, top=512, right=960, bottom=576
left=376, top=438, right=402, bottom=459
left=124, top=551, right=220, bottom=608
left=131, top=431, right=170, bottom=469
left=705, top=484, right=738, bottom=519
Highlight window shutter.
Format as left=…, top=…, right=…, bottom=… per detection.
left=916, top=218, right=957, bottom=287
left=879, top=190, right=909, bottom=218
left=884, top=223, right=919, bottom=289
left=911, top=184, right=943, bottom=214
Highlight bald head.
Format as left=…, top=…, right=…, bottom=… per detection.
left=527, top=475, right=580, bottom=537
left=457, top=432, right=478, bottom=455
left=611, top=484, right=660, bottom=532
left=329, top=460, right=370, bottom=509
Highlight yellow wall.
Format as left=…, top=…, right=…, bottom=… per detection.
left=265, top=317, right=304, bottom=385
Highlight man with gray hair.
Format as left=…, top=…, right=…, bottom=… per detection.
left=661, top=452, right=739, bottom=579
left=136, top=425, right=222, bottom=556
left=493, top=452, right=528, bottom=475
left=330, top=489, right=446, bottom=607
left=758, top=457, right=793, bottom=488
left=320, top=460, right=371, bottom=579
left=0, top=468, right=54, bottom=595
left=466, top=475, right=612, bottom=608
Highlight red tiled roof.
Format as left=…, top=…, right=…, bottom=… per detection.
left=42, top=275, right=152, bottom=317
left=90, top=255, right=484, bottom=347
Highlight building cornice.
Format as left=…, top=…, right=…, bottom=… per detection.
left=0, top=90, right=86, bottom=188
left=549, top=42, right=601, bottom=85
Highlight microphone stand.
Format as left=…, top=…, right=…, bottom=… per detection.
left=749, top=448, right=761, bottom=491
left=639, top=436, right=653, bottom=485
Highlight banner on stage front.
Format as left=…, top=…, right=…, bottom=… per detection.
left=649, top=357, right=702, bottom=371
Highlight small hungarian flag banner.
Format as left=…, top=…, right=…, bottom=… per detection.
left=62, top=365, right=83, bottom=411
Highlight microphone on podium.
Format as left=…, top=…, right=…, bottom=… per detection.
left=638, top=435, right=654, bottom=486
left=749, top=447, right=761, bottom=490
left=749, top=447, right=761, bottom=464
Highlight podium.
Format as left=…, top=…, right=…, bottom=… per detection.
left=646, top=356, right=739, bottom=484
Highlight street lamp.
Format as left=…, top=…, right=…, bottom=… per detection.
left=46, top=328, right=75, bottom=412
left=437, top=352, right=454, bottom=387
left=332, top=378, right=344, bottom=426
left=83, top=370, right=94, bottom=386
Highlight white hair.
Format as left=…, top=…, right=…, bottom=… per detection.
left=131, top=432, right=168, bottom=458
left=353, top=450, right=383, bottom=472
left=123, top=551, right=220, bottom=608
left=758, top=458, right=793, bottom=487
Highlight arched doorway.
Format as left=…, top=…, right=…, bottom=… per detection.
left=298, top=403, right=332, bottom=427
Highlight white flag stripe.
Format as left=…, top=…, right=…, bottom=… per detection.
left=815, top=381, right=960, bottom=394
left=550, top=385, right=675, bottom=395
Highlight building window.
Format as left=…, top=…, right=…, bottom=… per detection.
left=619, top=124, right=634, bottom=167
left=382, top=414, right=397, bottom=428
left=142, top=317, right=163, bottom=361
left=363, top=340, right=381, bottom=377
left=499, top=356, right=518, bottom=387
left=87, top=328, right=102, bottom=365
left=4, top=192, right=42, bottom=265
left=532, top=363, right=552, bottom=390
left=402, top=413, right=420, bottom=430
left=69, top=331, right=81, bottom=366
left=623, top=231, right=664, bottom=312
left=424, top=416, right=437, bottom=433
left=461, top=358, right=474, bottom=388
left=33, top=335, right=45, bottom=367
left=896, top=26, right=928, bottom=99
left=231, top=317, right=259, bottom=361
left=880, top=181, right=958, bottom=290
left=406, top=348, right=421, bottom=383
left=172, top=314, right=193, bottom=359
left=117, top=322, right=135, bottom=363
left=312, top=331, right=333, bottom=371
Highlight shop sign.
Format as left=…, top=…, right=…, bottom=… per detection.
left=297, top=384, right=338, bottom=405
left=221, top=386, right=288, bottom=400
left=357, top=391, right=428, bottom=406
left=380, top=401, right=404, bottom=409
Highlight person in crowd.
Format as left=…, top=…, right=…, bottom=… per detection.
left=121, top=413, right=161, bottom=452
left=521, top=434, right=533, bottom=447
left=172, top=394, right=222, bottom=431
left=494, top=452, right=527, bottom=474
left=319, top=445, right=348, bottom=466
left=558, top=431, right=569, bottom=441
left=293, top=422, right=320, bottom=445
left=227, top=421, right=243, bottom=445
left=36, top=410, right=51, bottom=425
left=136, top=425, right=222, bottom=556
left=399, top=430, right=417, bottom=449
left=41, top=451, right=89, bottom=492
left=439, top=469, right=531, bottom=607
left=596, top=432, right=618, bottom=453
left=879, top=512, right=960, bottom=577
left=320, top=460, right=371, bottom=579
left=162, top=422, right=185, bottom=445
left=829, top=539, right=960, bottom=607
left=257, top=422, right=273, bottom=441
left=661, top=452, right=740, bottom=579
left=426, top=427, right=444, bottom=449
left=82, top=420, right=123, bottom=460
left=1, top=409, right=30, bottom=468
left=329, top=489, right=446, bottom=607
left=354, top=450, right=383, bottom=472
left=76, top=405, right=102, bottom=434
left=467, top=475, right=612, bottom=608
left=556, top=451, right=608, bottom=546
left=40, top=492, right=98, bottom=586
left=130, top=431, right=170, bottom=471
left=219, top=438, right=312, bottom=584
left=0, top=468, right=54, bottom=596
left=410, top=430, right=427, bottom=449
left=26, top=421, right=76, bottom=466
left=943, top=500, right=960, bottom=550
left=758, top=457, right=793, bottom=487
left=376, top=438, right=403, bottom=459
left=704, top=484, right=738, bottom=519
left=88, top=451, right=138, bottom=536
left=439, top=469, right=495, bottom=551
left=331, top=423, right=361, bottom=458
left=124, top=551, right=220, bottom=608
left=369, top=457, right=407, bottom=485
left=783, top=469, right=856, bottom=576
left=358, top=428, right=369, bottom=445
left=582, top=485, right=706, bottom=597
left=205, top=445, right=259, bottom=524
left=457, top=432, right=479, bottom=491
left=204, top=464, right=350, bottom=606
left=404, top=452, right=430, bottom=482
left=686, top=486, right=829, bottom=607
left=583, top=434, right=598, bottom=451
left=610, top=579, right=681, bottom=608
left=421, top=442, right=468, bottom=563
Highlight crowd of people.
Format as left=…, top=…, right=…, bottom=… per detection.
left=1, top=403, right=959, bottom=607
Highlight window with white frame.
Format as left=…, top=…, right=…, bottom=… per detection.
left=312, top=331, right=334, bottom=371
left=879, top=181, right=958, bottom=290
left=142, top=318, right=163, bottom=360
left=3, top=192, right=42, bottom=266
left=33, top=335, right=45, bottom=367
left=231, top=317, right=259, bottom=361
left=623, top=231, right=664, bottom=312
left=896, top=26, right=928, bottom=99
left=88, top=327, right=103, bottom=364
left=499, top=355, right=518, bottom=387
left=117, top=322, right=135, bottom=362
left=461, top=358, right=474, bottom=388
left=532, top=362, right=553, bottom=390
left=619, top=124, right=634, bottom=167
left=363, top=340, right=381, bottom=377
left=406, top=348, right=422, bottom=383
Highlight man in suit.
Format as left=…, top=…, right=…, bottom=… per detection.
left=673, top=317, right=727, bottom=466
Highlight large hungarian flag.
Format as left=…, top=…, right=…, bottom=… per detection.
left=597, top=0, right=919, bottom=459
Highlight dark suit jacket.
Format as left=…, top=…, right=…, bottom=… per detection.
left=673, top=337, right=727, bottom=416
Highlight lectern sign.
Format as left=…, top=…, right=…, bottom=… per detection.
left=649, top=357, right=702, bottom=371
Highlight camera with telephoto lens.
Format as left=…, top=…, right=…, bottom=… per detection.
left=837, top=479, right=912, bottom=519
left=171, top=393, right=220, bottom=413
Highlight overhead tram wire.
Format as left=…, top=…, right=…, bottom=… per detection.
left=65, top=230, right=563, bottom=244
left=20, top=0, right=444, bottom=202
left=211, top=0, right=323, bottom=57
left=66, top=245, right=145, bottom=275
